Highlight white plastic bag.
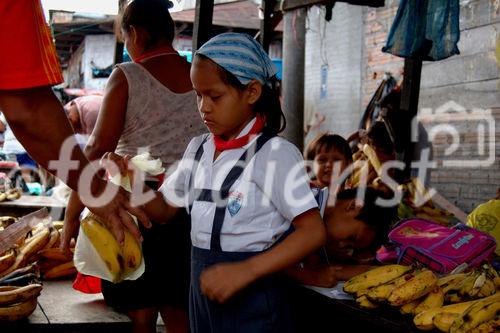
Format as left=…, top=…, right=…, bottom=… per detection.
left=74, top=153, right=165, bottom=283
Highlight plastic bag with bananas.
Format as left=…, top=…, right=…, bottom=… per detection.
left=343, top=263, right=500, bottom=332
left=73, top=152, right=164, bottom=283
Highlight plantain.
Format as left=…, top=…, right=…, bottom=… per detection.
left=450, top=293, right=500, bottom=333
left=121, top=229, right=142, bottom=276
left=0, top=284, right=42, bottom=306
left=37, top=248, right=71, bottom=262
left=43, top=261, right=76, bottom=280
left=458, top=272, right=481, bottom=298
left=366, top=272, right=415, bottom=303
left=362, top=144, right=382, bottom=176
left=0, top=295, right=38, bottom=322
left=343, top=265, right=411, bottom=294
left=356, top=295, right=379, bottom=309
left=0, top=193, right=6, bottom=202
left=42, top=227, right=60, bottom=250
left=0, top=273, right=40, bottom=286
left=0, top=249, right=17, bottom=274
left=388, top=269, right=438, bottom=307
left=413, top=301, right=477, bottom=331
left=469, top=317, right=500, bottom=333
left=433, top=312, right=460, bottom=332
left=81, top=213, right=125, bottom=283
left=477, top=279, right=497, bottom=299
left=413, top=287, right=445, bottom=315
left=439, top=273, right=468, bottom=294
left=0, top=227, right=50, bottom=279
left=400, top=298, right=422, bottom=315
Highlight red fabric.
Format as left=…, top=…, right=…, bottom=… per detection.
left=73, top=272, right=102, bottom=294
left=213, top=115, right=265, bottom=151
left=0, top=0, right=63, bottom=89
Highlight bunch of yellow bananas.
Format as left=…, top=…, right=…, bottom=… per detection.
left=344, top=264, right=500, bottom=332
left=0, top=283, right=42, bottom=322
left=81, top=213, right=142, bottom=283
left=0, top=188, right=22, bottom=203
left=344, top=265, right=439, bottom=310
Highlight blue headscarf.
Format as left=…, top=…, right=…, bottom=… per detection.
left=196, top=32, right=278, bottom=87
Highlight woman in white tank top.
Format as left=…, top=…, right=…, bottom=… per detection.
left=61, top=1, right=204, bottom=332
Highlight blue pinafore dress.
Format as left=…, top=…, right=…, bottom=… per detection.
left=187, top=133, right=293, bottom=333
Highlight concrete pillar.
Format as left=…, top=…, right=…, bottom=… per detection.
left=282, top=8, right=307, bottom=150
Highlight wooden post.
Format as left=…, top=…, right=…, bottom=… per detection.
left=114, top=0, right=127, bottom=64
left=259, top=0, right=277, bottom=52
left=282, top=8, right=307, bottom=150
left=400, top=58, right=423, bottom=175
left=192, top=0, right=214, bottom=51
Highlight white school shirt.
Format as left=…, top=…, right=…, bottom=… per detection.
left=160, top=119, right=318, bottom=252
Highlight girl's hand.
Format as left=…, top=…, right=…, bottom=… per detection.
left=100, top=152, right=133, bottom=178
left=200, top=261, right=257, bottom=303
left=312, top=266, right=341, bottom=288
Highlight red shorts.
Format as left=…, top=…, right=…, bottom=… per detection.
left=0, top=0, right=63, bottom=90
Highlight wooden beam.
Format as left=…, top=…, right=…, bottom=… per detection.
left=400, top=58, right=423, bottom=175
left=281, top=0, right=383, bottom=11
left=192, top=0, right=214, bottom=51
left=259, top=0, right=278, bottom=52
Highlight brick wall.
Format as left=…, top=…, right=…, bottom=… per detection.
left=362, top=0, right=403, bottom=108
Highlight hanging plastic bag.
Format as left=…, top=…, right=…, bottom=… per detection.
left=382, top=0, right=460, bottom=61
left=73, top=153, right=165, bottom=283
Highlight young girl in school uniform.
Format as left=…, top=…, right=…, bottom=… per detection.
left=103, top=32, right=326, bottom=333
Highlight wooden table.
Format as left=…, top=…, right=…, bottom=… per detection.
left=3, top=280, right=167, bottom=333
left=0, top=195, right=66, bottom=220
left=290, top=284, right=420, bottom=333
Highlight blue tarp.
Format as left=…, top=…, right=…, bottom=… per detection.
left=382, top=0, right=460, bottom=61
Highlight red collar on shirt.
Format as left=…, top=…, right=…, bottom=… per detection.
left=213, top=115, right=266, bottom=151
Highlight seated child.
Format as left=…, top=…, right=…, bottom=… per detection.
left=304, top=133, right=353, bottom=190
left=288, top=187, right=396, bottom=287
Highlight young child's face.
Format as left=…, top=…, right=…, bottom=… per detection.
left=324, top=199, right=376, bottom=262
left=190, top=57, right=255, bottom=140
left=313, top=147, right=348, bottom=188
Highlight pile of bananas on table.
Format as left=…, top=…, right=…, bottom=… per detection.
left=344, top=264, right=500, bottom=332
left=0, top=188, right=22, bottom=202
left=0, top=220, right=76, bottom=282
left=0, top=219, right=77, bottom=322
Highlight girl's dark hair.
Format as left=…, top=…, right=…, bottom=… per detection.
left=336, top=187, right=397, bottom=246
left=195, top=54, right=286, bottom=136
left=304, top=133, right=353, bottom=163
left=117, top=0, right=175, bottom=48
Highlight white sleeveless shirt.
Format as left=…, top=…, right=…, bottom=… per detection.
left=115, top=62, right=205, bottom=167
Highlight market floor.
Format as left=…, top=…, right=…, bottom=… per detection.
left=3, top=280, right=167, bottom=333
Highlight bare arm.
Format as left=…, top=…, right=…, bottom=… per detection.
left=62, top=67, right=142, bottom=247
left=200, top=208, right=327, bottom=303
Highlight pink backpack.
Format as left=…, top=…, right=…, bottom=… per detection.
left=376, top=218, right=497, bottom=274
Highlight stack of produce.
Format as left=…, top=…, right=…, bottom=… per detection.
left=0, top=219, right=76, bottom=282
left=344, top=264, right=500, bottom=332
left=0, top=188, right=22, bottom=202
left=0, top=283, right=42, bottom=321
left=351, top=144, right=454, bottom=226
